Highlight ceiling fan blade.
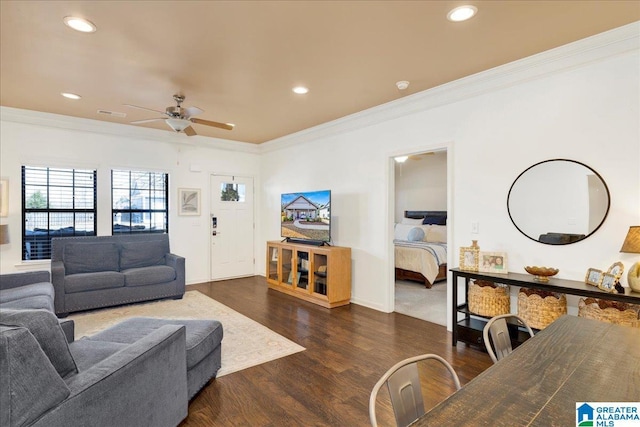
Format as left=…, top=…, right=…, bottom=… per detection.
left=183, top=126, right=197, bottom=136
left=130, top=118, right=166, bottom=124
left=184, top=106, right=204, bottom=119
left=124, top=104, right=167, bottom=115
left=190, top=117, right=234, bottom=131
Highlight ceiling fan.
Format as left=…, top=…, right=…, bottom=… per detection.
left=125, top=94, right=234, bottom=136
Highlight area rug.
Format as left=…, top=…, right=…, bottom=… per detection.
left=69, top=291, right=305, bottom=377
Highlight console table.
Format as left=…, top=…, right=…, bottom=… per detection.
left=451, top=268, right=640, bottom=348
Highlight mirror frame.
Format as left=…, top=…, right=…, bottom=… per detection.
left=507, top=159, right=611, bottom=245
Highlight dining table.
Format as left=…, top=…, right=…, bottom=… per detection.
left=412, top=315, right=640, bottom=426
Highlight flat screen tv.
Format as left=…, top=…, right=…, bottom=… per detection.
left=281, top=190, right=331, bottom=243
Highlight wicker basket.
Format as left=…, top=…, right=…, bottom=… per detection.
left=517, top=288, right=567, bottom=329
left=578, top=298, right=640, bottom=328
left=468, top=280, right=510, bottom=317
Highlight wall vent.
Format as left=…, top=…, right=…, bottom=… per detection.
left=97, top=110, right=126, bottom=118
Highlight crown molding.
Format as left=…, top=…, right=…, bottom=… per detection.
left=260, top=21, right=640, bottom=153
left=0, top=106, right=260, bottom=154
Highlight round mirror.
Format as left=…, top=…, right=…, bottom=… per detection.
left=507, top=159, right=610, bottom=245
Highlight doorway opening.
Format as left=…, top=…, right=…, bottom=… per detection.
left=391, top=149, right=450, bottom=326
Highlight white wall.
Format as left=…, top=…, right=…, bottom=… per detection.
left=259, top=24, right=640, bottom=327
left=394, top=151, right=447, bottom=222
left=0, top=111, right=260, bottom=284
left=1, top=24, right=638, bottom=332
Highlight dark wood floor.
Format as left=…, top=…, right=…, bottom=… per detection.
left=182, top=276, right=492, bottom=426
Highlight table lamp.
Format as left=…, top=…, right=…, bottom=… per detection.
left=620, top=226, right=640, bottom=292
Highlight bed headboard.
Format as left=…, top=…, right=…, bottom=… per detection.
left=404, top=210, right=447, bottom=225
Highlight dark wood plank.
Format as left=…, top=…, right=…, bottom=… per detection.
left=530, top=319, right=640, bottom=426
left=413, top=316, right=640, bottom=427
left=180, top=276, right=492, bottom=426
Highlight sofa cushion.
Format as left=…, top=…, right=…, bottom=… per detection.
left=0, top=281, right=54, bottom=303
left=123, top=266, right=176, bottom=287
left=0, top=325, right=71, bottom=427
left=64, top=242, right=120, bottom=275
left=120, top=240, right=168, bottom=270
left=0, top=309, right=78, bottom=378
left=68, top=339, right=128, bottom=372
left=65, top=271, right=125, bottom=294
left=86, top=317, right=223, bottom=370
left=0, top=295, right=55, bottom=312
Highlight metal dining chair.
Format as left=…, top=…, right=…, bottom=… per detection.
left=483, top=314, right=535, bottom=363
left=369, top=354, right=461, bottom=427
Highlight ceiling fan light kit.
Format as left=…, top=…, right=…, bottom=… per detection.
left=125, top=94, right=233, bottom=136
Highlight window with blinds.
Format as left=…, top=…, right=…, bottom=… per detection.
left=112, top=170, right=168, bottom=234
left=22, top=166, right=97, bottom=260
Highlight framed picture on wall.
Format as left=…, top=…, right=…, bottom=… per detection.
left=178, top=188, right=201, bottom=216
left=479, top=252, right=508, bottom=274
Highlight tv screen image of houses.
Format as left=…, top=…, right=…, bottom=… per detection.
left=281, top=190, right=331, bottom=242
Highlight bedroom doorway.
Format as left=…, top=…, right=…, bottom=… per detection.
left=392, top=149, right=449, bottom=327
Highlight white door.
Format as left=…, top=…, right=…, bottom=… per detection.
left=210, top=174, right=254, bottom=280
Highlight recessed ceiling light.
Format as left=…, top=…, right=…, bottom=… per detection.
left=61, top=92, right=82, bottom=100
left=292, top=86, right=309, bottom=95
left=447, top=5, right=477, bottom=22
left=63, top=16, right=97, bottom=33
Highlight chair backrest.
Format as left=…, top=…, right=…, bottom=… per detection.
left=483, top=314, right=535, bottom=363
left=369, top=354, right=461, bottom=427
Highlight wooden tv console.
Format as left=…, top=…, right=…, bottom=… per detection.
left=266, top=241, right=351, bottom=308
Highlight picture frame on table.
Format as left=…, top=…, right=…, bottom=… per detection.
left=459, top=245, right=480, bottom=272
left=599, top=273, right=618, bottom=293
left=606, top=262, right=624, bottom=280
left=585, top=268, right=603, bottom=287
left=271, top=248, right=278, bottom=262
left=178, top=188, right=201, bottom=216
left=479, top=252, right=508, bottom=274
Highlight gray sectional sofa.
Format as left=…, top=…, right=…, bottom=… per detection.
left=51, top=234, right=185, bottom=316
left=0, top=309, right=189, bottom=427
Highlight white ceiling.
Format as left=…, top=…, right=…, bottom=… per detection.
left=1, top=1, right=638, bottom=144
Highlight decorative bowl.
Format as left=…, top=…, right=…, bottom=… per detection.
left=524, top=266, right=559, bottom=282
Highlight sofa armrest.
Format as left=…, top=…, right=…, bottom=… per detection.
left=51, top=261, right=66, bottom=314
left=0, top=271, right=51, bottom=291
left=34, top=325, right=188, bottom=427
left=59, top=319, right=75, bottom=343
left=166, top=253, right=186, bottom=294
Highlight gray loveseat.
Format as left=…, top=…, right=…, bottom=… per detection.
left=51, top=234, right=185, bottom=317
left=0, top=309, right=188, bottom=427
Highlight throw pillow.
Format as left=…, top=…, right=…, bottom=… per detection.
left=422, top=215, right=447, bottom=226
left=0, top=309, right=78, bottom=378
left=426, top=225, right=447, bottom=243
left=407, top=227, right=426, bottom=242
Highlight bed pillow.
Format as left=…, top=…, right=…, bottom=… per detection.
left=425, top=225, right=447, bottom=243
left=422, top=215, right=447, bottom=225
left=400, top=217, right=424, bottom=225
left=394, top=224, right=415, bottom=240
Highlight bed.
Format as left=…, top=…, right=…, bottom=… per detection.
left=394, top=210, right=447, bottom=288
